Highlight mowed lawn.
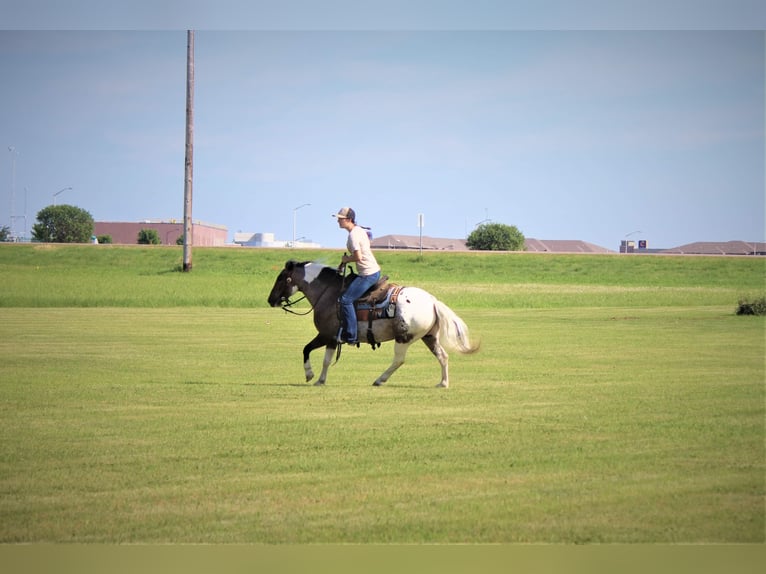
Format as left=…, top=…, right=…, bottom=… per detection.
left=0, top=245, right=763, bottom=543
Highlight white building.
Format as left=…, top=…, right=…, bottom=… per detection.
left=233, top=232, right=321, bottom=249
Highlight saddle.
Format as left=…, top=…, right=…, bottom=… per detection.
left=340, top=272, right=403, bottom=348
left=355, top=283, right=403, bottom=322
left=356, top=275, right=391, bottom=307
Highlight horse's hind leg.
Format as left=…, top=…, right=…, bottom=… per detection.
left=315, top=343, right=337, bottom=386
left=422, top=334, right=449, bottom=388
left=373, top=342, right=410, bottom=386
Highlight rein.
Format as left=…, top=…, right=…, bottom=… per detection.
left=279, top=273, right=338, bottom=317
left=279, top=294, right=312, bottom=316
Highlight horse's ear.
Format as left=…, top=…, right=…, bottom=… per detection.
left=285, top=260, right=297, bottom=271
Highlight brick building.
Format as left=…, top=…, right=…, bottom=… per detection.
left=94, top=220, right=228, bottom=246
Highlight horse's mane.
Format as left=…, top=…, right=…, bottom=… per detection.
left=317, top=265, right=342, bottom=283
left=304, top=261, right=355, bottom=287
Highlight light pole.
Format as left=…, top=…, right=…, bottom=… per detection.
left=10, top=187, right=28, bottom=241
left=293, top=203, right=310, bottom=247
left=166, top=228, right=181, bottom=244
left=22, top=186, right=28, bottom=240
left=8, top=146, right=17, bottom=236
left=53, top=186, right=72, bottom=206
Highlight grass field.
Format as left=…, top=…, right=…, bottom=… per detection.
left=0, top=244, right=763, bottom=543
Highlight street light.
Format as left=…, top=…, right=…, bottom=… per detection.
left=9, top=187, right=28, bottom=241
left=53, top=186, right=72, bottom=206
left=293, top=203, right=311, bottom=247
left=166, top=228, right=181, bottom=244
left=8, top=146, right=18, bottom=237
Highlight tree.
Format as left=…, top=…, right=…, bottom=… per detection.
left=0, top=225, right=10, bottom=242
left=32, top=205, right=94, bottom=243
left=466, top=222, right=525, bottom=251
left=137, top=228, right=161, bottom=245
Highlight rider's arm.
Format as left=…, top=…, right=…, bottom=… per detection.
left=341, top=250, right=361, bottom=265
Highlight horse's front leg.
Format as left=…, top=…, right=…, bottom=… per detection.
left=303, top=335, right=337, bottom=385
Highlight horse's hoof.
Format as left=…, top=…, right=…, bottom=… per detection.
left=313, top=380, right=325, bottom=386
left=372, top=380, right=385, bottom=386
left=436, top=382, right=449, bottom=388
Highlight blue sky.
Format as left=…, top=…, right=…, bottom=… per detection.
left=1, top=8, right=764, bottom=250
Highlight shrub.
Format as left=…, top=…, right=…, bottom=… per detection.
left=137, top=228, right=161, bottom=245
left=736, top=296, right=766, bottom=316
left=467, top=223, right=525, bottom=251
left=97, top=235, right=113, bottom=244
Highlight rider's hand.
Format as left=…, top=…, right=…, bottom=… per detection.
left=338, top=253, right=349, bottom=272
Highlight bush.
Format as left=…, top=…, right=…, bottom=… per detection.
left=736, top=296, right=766, bottom=315
left=467, top=223, right=525, bottom=251
left=97, top=235, right=113, bottom=244
left=137, top=228, right=161, bottom=245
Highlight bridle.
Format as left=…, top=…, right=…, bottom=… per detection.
left=277, top=269, right=340, bottom=316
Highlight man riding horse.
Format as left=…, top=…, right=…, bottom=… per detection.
left=333, top=207, right=381, bottom=346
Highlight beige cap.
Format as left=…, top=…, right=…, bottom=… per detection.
left=332, top=207, right=356, bottom=221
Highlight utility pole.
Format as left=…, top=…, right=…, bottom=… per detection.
left=182, top=30, right=195, bottom=272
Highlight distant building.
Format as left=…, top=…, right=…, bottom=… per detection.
left=233, top=232, right=321, bottom=249
left=659, top=241, right=766, bottom=256
left=371, top=234, right=615, bottom=253
left=525, top=239, right=614, bottom=253
left=372, top=234, right=765, bottom=255
left=371, top=235, right=468, bottom=251
left=94, top=220, right=227, bottom=246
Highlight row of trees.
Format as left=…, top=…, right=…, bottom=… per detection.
left=6, top=204, right=526, bottom=251
left=11, top=205, right=179, bottom=245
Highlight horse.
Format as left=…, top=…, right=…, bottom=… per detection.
left=267, top=260, right=479, bottom=388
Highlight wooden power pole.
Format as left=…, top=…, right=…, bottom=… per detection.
left=183, top=30, right=195, bottom=272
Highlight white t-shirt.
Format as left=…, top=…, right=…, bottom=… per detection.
left=347, top=225, right=381, bottom=276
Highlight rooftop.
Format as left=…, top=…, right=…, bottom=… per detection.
left=371, top=234, right=615, bottom=253
left=370, top=234, right=764, bottom=255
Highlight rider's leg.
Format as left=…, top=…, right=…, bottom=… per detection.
left=338, top=272, right=380, bottom=343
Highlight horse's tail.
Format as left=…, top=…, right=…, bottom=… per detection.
left=434, top=300, right=480, bottom=354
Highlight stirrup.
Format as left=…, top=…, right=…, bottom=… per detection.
left=336, top=327, right=358, bottom=346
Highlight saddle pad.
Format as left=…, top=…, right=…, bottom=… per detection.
left=356, top=285, right=403, bottom=322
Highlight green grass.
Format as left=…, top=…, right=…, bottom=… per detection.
left=0, top=244, right=763, bottom=543
left=1, top=243, right=763, bottom=308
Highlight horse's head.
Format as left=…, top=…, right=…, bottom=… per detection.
left=267, top=260, right=306, bottom=307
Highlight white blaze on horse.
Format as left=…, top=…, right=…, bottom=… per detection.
left=267, top=260, right=479, bottom=388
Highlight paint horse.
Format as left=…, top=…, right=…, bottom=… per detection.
left=267, top=260, right=479, bottom=387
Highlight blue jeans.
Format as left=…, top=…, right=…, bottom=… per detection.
left=339, top=271, right=381, bottom=342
